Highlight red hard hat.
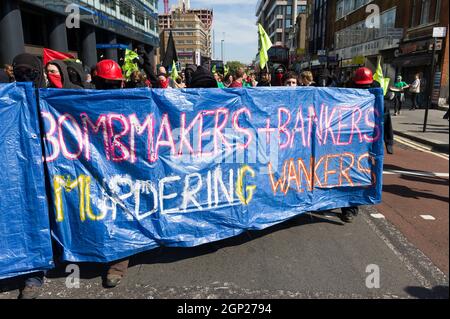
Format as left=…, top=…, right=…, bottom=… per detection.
left=96, top=59, right=124, bottom=81
left=353, top=67, right=373, bottom=85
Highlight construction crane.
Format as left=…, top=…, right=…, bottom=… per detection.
left=164, top=0, right=169, bottom=14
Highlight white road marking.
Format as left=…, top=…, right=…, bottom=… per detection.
left=394, top=136, right=449, bottom=160
left=420, top=215, right=436, bottom=221
left=383, top=169, right=449, bottom=178
left=370, top=213, right=386, bottom=219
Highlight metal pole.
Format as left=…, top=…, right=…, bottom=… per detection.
left=423, top=37, right=437, bottom=133
left=221, top=40, right=224, bottom=61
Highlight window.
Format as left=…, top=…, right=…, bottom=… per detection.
left=277, top=19, right=283, bottom=28
left=99, top=0, right=115, bottom=10
left=135, top=13, right=145, bottom=26
left=298, top=5, right=307, bottom=13
left=286, top=19, right=292, bottom=28
left=276, top=33, right=282, bottom=42
left=119, top=2, right=132, bottom=19
left=286, top=5, right=292, bottom=15
left=420, top=0, right=431, bottom=25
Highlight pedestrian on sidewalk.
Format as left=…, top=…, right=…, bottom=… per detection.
left=392, top=75, right=409, bottom=116
left=409, top=73, right=421, bottom=110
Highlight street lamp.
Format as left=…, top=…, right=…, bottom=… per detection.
left=221, top=39, right=224, bottom=61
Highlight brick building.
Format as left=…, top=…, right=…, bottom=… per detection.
left=325, top=0, right=448, bottom=105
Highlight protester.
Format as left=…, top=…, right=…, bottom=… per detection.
left=184, top=64, right=197, bottom=88
left=4, top=64, right=14, bottom=82
left=157, top=72, right=171, bottom=89
left=257, top=70, right=271, bottom=87
left=92, top=59, right=132, bottom=288
left=12, top=53, right=46, bottom=88
left=392, top=75, right=409, bottom=116
left=353, top=67, right=394, bottom=155
left=11, top=53, right=47, bottom=299
left=45, top=60, right=84, bottom=89
left=315, top=66, right=330, bottom=87
left=229, top=68, right=245, bottom=88
left=214, top=72, right=225, bottom=88
left=300, top=71, right=315, bottom=87
left=93, top=59, right=124, bottom=90
left=66, top=61, right=95, bottom=89
left=248, top=72, right=258, bottom=87
left=274, top=66, right=285, bottom=86
left=189, top=65, right=218, bottom=88
left=174, top=76, right=186, bottom=88
left=223, top=74, right=233, bottom=88
left=126, top=70, right=148, bottom=88
left=283, top=71, right=299, bottom=87
left=135, top=44, right=158, bottom=88
left=409, top=73, right=421, bottom=110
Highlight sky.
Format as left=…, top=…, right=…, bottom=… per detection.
left=158, top=0, right=259, bottom=64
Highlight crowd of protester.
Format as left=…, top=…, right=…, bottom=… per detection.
left=0, top=49, right=398, bottom=299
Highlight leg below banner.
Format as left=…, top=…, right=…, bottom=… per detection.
left=106, top=258, right=130, bottom=288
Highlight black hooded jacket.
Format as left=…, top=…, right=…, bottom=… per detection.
left=65, top=61, right=95, bottom=89
left=47, top=60, right=83, bottom=89
left=12, top=53, right=46, bottom=88
left=189, top=66, right=217, bottom=88
left=136, top=44, right=158, bottom=88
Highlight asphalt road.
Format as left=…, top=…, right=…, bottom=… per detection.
left=0, top=140, right=448, bottom=300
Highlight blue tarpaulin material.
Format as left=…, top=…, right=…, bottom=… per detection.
left=38, top=87, right=384, bottom=263
left=0, top=83, right=53, bottom=279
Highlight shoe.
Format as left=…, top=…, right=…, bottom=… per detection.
left=105, top=274, right=123, bottom=288
left=386, top=145, right=394, bottom=155
left=339, top=211, right=354, bottom=223
left=19, top=285, right=41, bottom=299
left=393, top=112, right=397, bottom=116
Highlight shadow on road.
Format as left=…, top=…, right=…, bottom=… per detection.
left=0, top=212, right=343, bottom=295
left=405, top=285, right=449, bottom=299
left=383, top=184, right=449, bottom=203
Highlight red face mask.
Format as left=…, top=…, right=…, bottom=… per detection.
left=159, top=78, right=169, bottom=89
left=48, top=73, right=63, bottom=88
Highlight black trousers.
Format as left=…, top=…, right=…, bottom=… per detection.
left=384, top=103, right=394, bottom=149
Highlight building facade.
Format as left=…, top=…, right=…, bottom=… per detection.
left=328, top=0, right=448, bottom=105
left=256, top=0, right=306, bottom=48
left=287, top=1, right=308, bottom=69
left=158, top=1, right=212, bottom=68
left=0, top=0, right=159, bottom=67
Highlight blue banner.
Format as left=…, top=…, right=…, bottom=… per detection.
left=39, top=87, right=384, bottom=263
left=0, top=83, right=53, bottom=279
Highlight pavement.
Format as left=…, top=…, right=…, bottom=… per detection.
left=0, top=205, right=448, bottom=299
left=389, top=102, right=449, bottom=153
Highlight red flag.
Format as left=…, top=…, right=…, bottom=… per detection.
left=43, top=48, right=75, bottom=66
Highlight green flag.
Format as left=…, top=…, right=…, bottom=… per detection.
left=373, top=57, right=390, bottom=96
left=122, top=49, right=139, bottom=80
left=212, top=65, right=217, bottom=74
left=224, top=65, right=229, bottom=75
left=258, top=23, right=272, bottom=70
left=170, top=60, right=179, bottom=80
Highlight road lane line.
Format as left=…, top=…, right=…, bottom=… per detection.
left=420, top=215, right=436, bottom=221
left=394, top=136, right=449, bottom=160
left=383, top=169, right=449, bottom=178
left=370, top=213, right=386, bottom=219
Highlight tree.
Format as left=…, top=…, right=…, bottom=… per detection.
left=225, top=61, right=246, bottom=76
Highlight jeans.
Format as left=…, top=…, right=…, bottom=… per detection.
left=411, top=93, right=420, bottom=109
left=394, top=94, right=403, bottom=114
